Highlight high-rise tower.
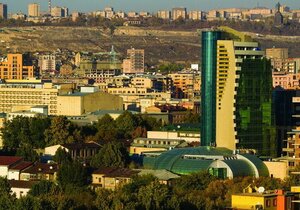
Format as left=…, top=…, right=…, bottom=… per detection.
left=200, top=27, right=276, bottom=156
left=201, top=31, right=221, bottom=147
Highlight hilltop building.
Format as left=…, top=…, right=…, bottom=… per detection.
left=0, top=3, right=7, bottom=19
left=200, top=27, right=275, bottom=156
left=28, top=3, right=40, bottom=17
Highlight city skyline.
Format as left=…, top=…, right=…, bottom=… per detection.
left=1, top=0, right=299, bottom=14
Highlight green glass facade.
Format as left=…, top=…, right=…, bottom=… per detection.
left=201, top=31, right=221, bottom=146
left=235, top=58, right=277, bottom=156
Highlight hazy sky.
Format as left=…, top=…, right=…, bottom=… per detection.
left=2, top=0, right=299, bottom=13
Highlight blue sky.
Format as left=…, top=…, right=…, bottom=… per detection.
left=2, top=0, right=299, bottom=13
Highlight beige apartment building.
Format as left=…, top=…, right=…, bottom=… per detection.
left=57, top=91, right=123, bottom=116
left=28, top=3, right=40, bottom=17
left=266, top=48, right=289, bottom=59
left=0, top=54, right=34, bottom=80
left=168, top=72, right=200, bottom=99
left=123, top=48, right=144, bottom=74
left=188, top=10, right=203, bottom=20
left=157, top=10, right=171, bottom=19
left=0, top=80, right=73, bottom=115
left=172, top=7, right=187, bottom=20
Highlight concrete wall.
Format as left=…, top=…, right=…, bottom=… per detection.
left=264, top=161, right=288, bottom=180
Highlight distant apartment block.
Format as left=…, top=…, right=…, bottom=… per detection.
left=28, top=3, right=40, bottom=17
left=115, top=11, right=125, bottom=18
left=0, top=54, right=34, bottom=80
left=104, top=7, right=115, bottom=19
left=168, top=72, right=200, bottom=99
left=38, top=54, right=56, bottom=75
left=157, top=10, right=171, bottom=19
left=266, top=48, right=289, bottom=59
left=51, top=6, right=68, bottom=17
left=188, top=10, right=203, bottom=20
left=172, top=7, right=187, bottom=20
left=0, top=3, right=7, bottom=19
left=123, top=48, right=145, bottom=74
left=127, top=11, right=138, bottom=18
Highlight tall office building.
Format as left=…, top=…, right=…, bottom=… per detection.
left=28, top=3, right=40, bottom=17
left=0, top=3, right=7, bottom=19
left=200, top=27, right=276, bottom=156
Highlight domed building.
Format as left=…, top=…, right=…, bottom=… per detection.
left=142, top=147, right=269, bottom=179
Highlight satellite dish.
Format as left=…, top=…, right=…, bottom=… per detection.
left=258, top=187, right=265, bottom=193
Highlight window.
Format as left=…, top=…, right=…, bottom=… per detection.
left=273, top=198, right=277, bottom=206
left=266, top=199, right=271, bottom=207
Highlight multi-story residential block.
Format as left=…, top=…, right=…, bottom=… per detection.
left=0, top=54, right=34, bottom=80
left=0, top=3, right=7, bottom=19
left=127, top=11, right=138, bottom=18
left=104, top=7, right=114, bottom=19
left=282, top=127, right=300, bottom=171
left=28, top=3, right=40, bottom=17
left=38, top=54, right=56, bottom=75
left=188, top=10, right=203, bottom=20
left=123, top=48, right=144, bottom=74
left=201, top=27, right=275, bottom=156
left=169, top=72, right=200, bottom=99
left=157, top=10, right=171, bottom=19
left=266, top=48, right=289, bottom=60
left=272, top=72, right=300, bottom=89
left=51, top=6, right=65, bottom=17
left=0, top=79, right=73, bottom=115
left=172, top=7, right=187, bottom=20
left=115, top=11, right=125, bottom=18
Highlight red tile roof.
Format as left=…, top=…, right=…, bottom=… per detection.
left=0, top=156, right=23, bottom=166
left=8, top=180, right=38, bottom=189
left=10, top=161, right=33, bottom=171
left=22, top=163, right=58, bottom=174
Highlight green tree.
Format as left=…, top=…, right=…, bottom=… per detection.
left=53, top=148, right=72, bottom=164
left=115, top=111, right=138, bottom=139
left=16, top=145, right=39, bottom=162
left=90, top=141, right=130, bottom=168
left=174, top=171, right=217, bottom=192
left=0, top=177, right=11, bottom=195
left=137, top=181, right=170, bottom=210
left=44, top=116, right=76, bottom=146
left=29, top=180, right=57, bottom=197
left=57, top=161, right=89, bottom=189
left=0, top=177, right=15, bottom=210
left=15, top=195, right=40, bottom=210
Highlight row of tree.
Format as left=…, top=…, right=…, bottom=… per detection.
left=1, top=167, right=300, bottom=210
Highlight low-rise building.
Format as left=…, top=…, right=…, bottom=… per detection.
left=56, top=91, right=123, bottom=116
left=45, top=142, right=101, bottom=160
left=130, top=137, right=187, bottom=154
left=0, top=156, right=23, bottom=178
left=232, top=189, right=296, bottom=210
left=9, top=180, right=38, bottom=198
left=20, top=163, right=58, bottom=181
left=92, top=168, right=139, bottom=190
left=147, top=130, right=200, bottom=143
